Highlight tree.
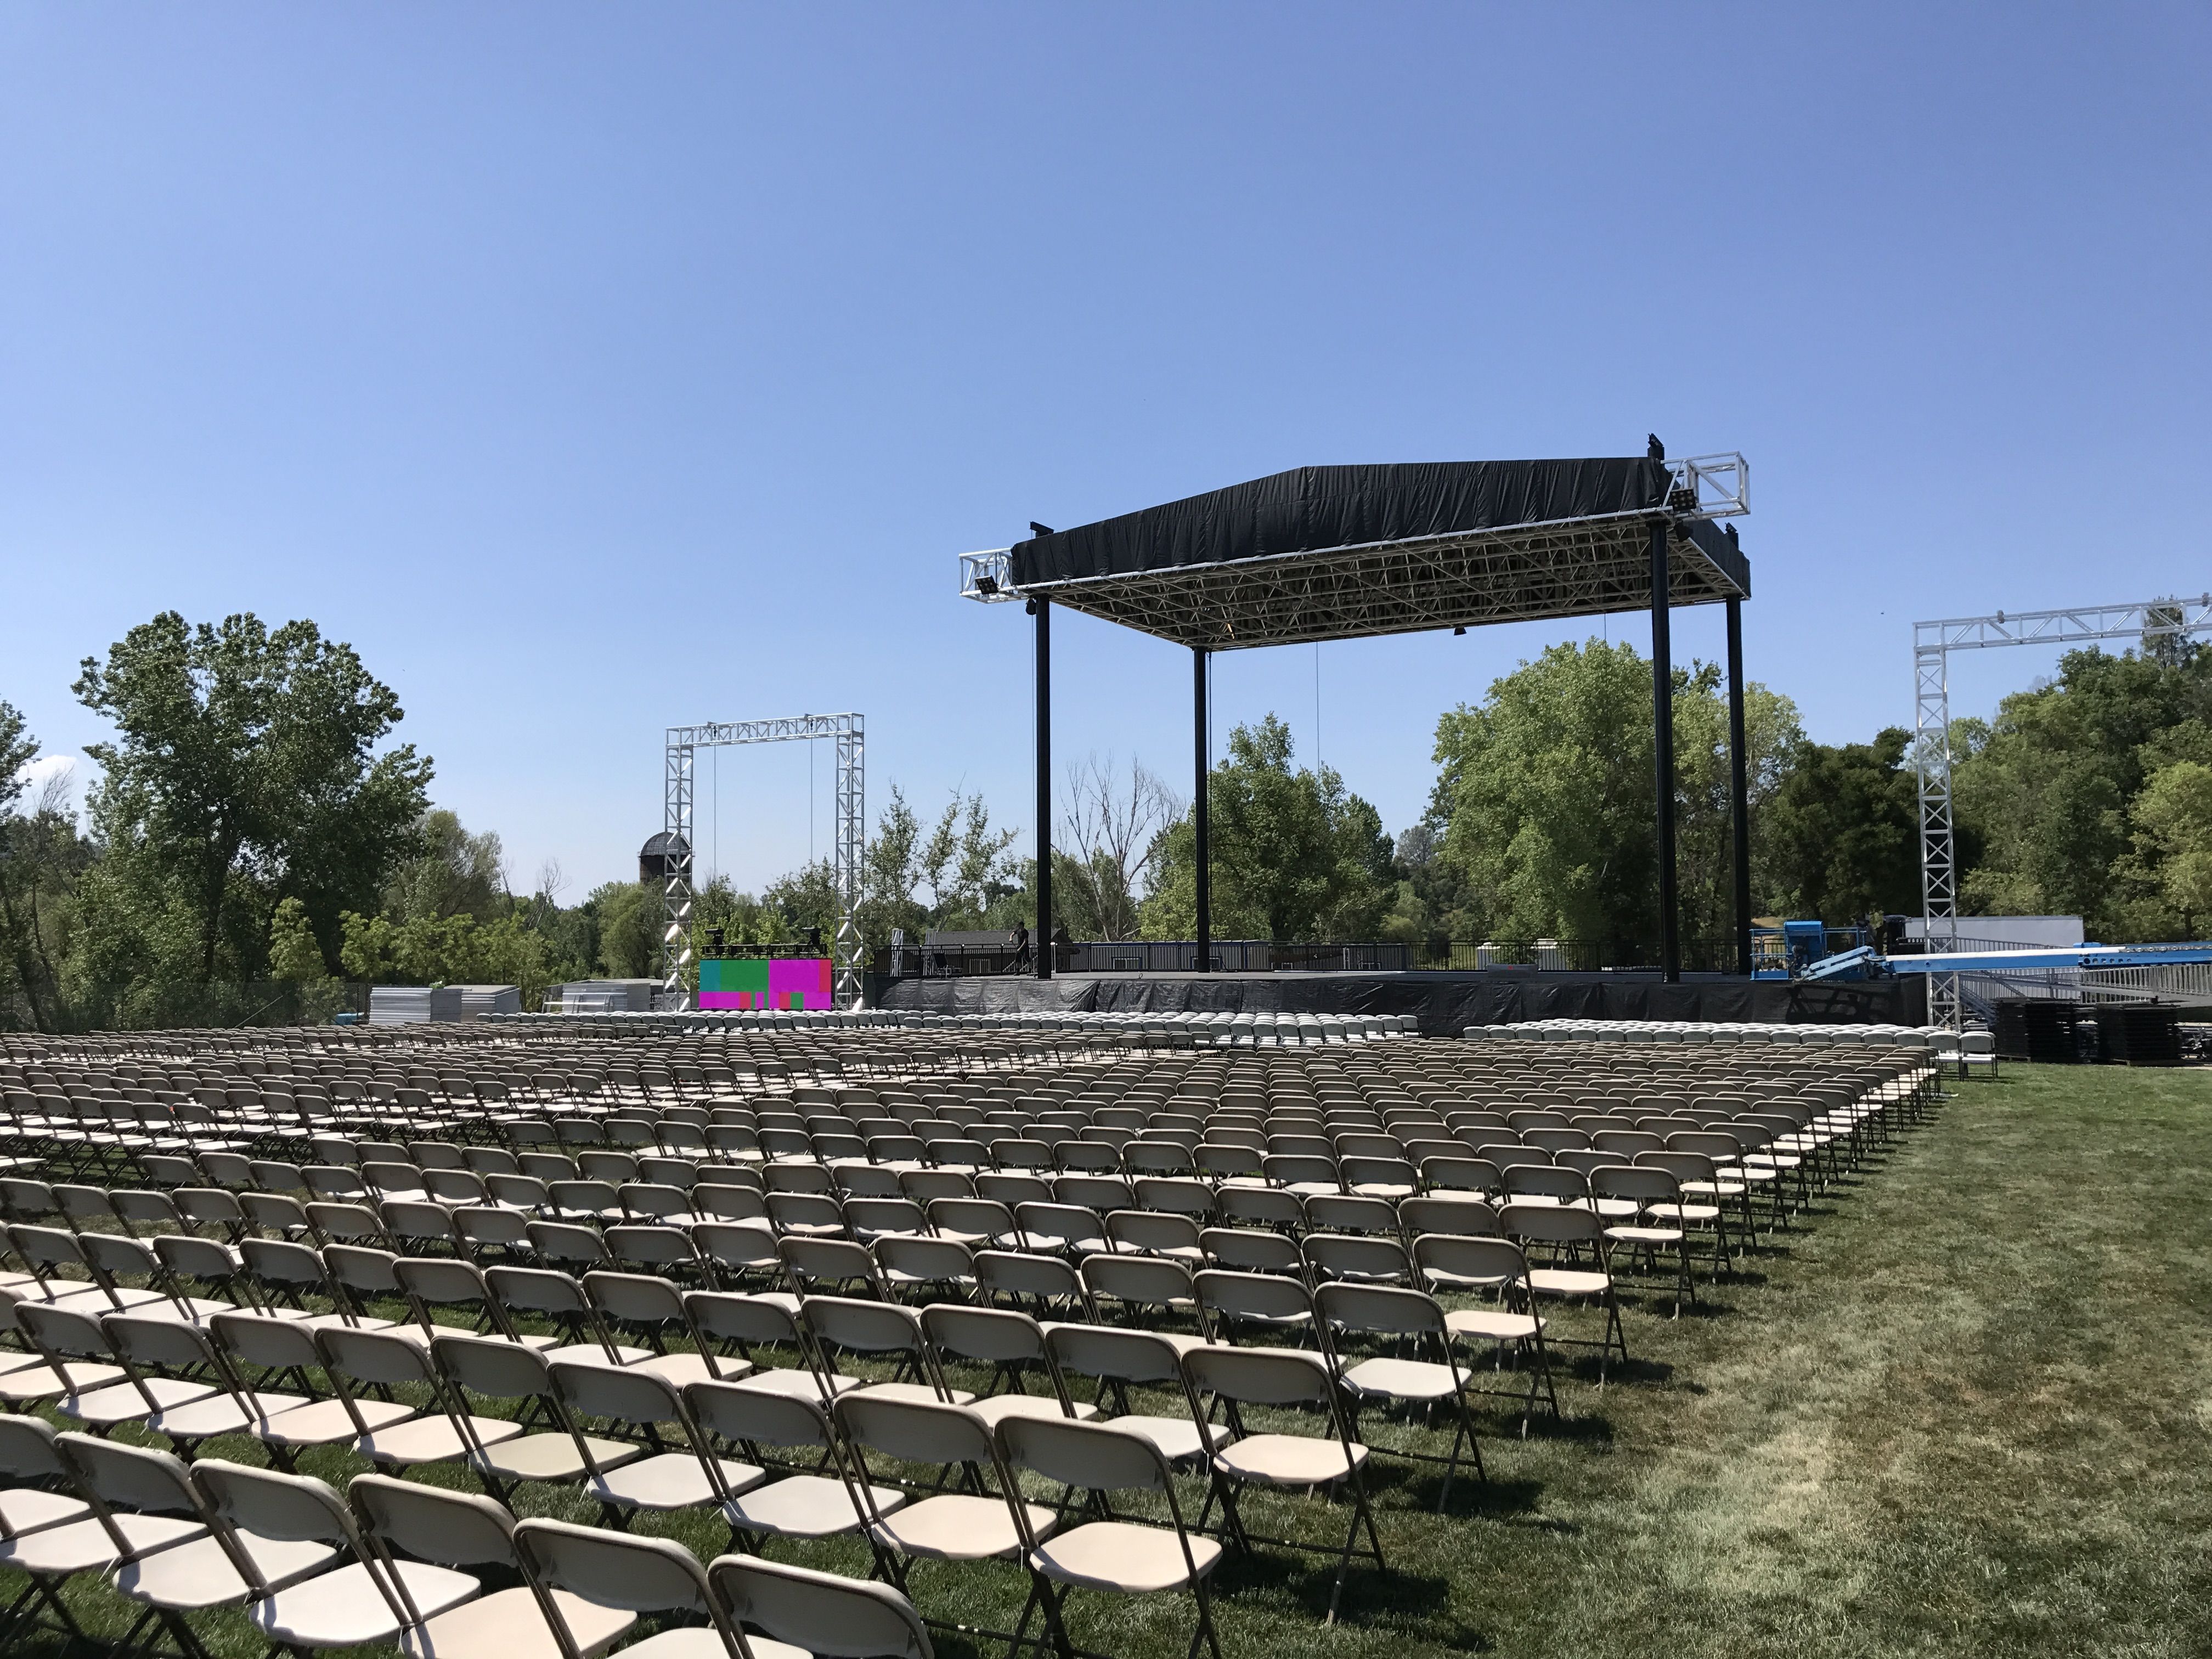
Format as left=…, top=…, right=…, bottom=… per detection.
left=383, top=810, right=507, bottom=922
left=0, top=707, right=93, bottom=1031
left=590, top=882, right=661, bottom=979
left=2128, top=760, right=2212, bottom=935
left=1762, top=729, right=1923, bottom=924
left=1424, top=639, right=1799, bottom=955
left=1953, top=644, right=2212, bottom=936
left=267, top=897, right=330, bottom=983
left=1141, top=715, right=1395, bottom=941
left=1056, top=755, right=1180, bottom=940
left=72, top=612, right=432, bottom=983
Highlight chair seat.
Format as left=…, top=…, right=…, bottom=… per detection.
left=586, top=1452, right=765, bottom=1511
left=0, top=1511, right=195, bottom=1576
left=60, top=1375, right=223, bottom=1427
left=729, top=1367, right=859, bottom=1404
left=151, top=1389, right=312, bottom=1440
left=261, top=1397, right=417, bottom=1448
left=1097, top=1412, right=1230, bottom=1462
left=965, top=1395, right=1100, bottom=1427
left=1644, top=1203, right=1720, bottom=1224
left=1031, top=1520, right=1222, bottom=1594
left=1604, top=1225, right=1684, bottom=1246
left=117, top=1526, right=338, bottom=1610
left=616, top=1629, right=799, bottom=1659
left=0, top=1358, right=124, bottom=1401
left=1444, top=1307, right=1543, bottom=1343
left=848, top=1380, right=976, bottom=1407
left=1340, top=1356, right=1463, bottom=1401
left=1528, top=1268, right=1611, bottom=1297
left=359, top=1413, right=527, bottom=1466
left=473, top=1432, right=642, bottom=1482
left=402, top=1583, right=638, bottom=1659
left=0, top=1489, right=88, bottom=1532
left=253, top=1558, right=478, bottom=1648
left=620, top=1350, right=747, bottom=1389
left=538, top=1342, right=652, bottom=1367
left=1214, top=1432, right=1367, bottom=1487
left=721, top=1473, right=905, bottom=1539
left=871, top=1491, right=1053, bottom=1562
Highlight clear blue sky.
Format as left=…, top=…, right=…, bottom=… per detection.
left=4, top=4, right=2207, bottom=899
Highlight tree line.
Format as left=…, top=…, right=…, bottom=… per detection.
left=5, top=607, right=2210, bottom=1030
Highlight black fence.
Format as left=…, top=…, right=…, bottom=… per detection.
left=2, top=980, right=374, bottom=1035
left=877, top=936, right=1743, bottom=979
left=1414, top=938, right=1743, bottom=974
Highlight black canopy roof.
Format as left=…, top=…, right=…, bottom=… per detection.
left=1006, top=458, right=1749, bottom=651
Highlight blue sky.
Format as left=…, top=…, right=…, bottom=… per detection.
left=3, top=4, right=2207, bottom=899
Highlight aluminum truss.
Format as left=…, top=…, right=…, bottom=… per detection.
left=659, top=713, right=866, bottom=1011
left=1914, top=596, right=2210, bottom=1029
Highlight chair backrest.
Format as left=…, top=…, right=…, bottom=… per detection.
left=349, top=1471, right=520, bottom=1568
left=1194, top=1267, right=1314, bottom=1326
left=193, top=1458, right=356, bottom=1549
left=834, top=1392, right=995, bottom=1470
left=1502, top=1201, right=1604, bottom=1246
left=514, top=1517, right=728, bottom=1635
left=710, top=1553, right=933, bottom=1659
left=552, top=1356, right=685, bottom=1429
left=1411, top=1232, right=1529, bottom=1289
left=58, top=1429, right=204, bottom=1517
left=1183, top=1341, right=1335, bottom=1408
left=1046, top=1323, right=1186, bottom=1389
left=318, top=1323, right=438, bottom=1388
left=1199, top=1227, right=1303, bottom=1274
left=997, top=1413, right=1169, bottom=1497
left=685, top=1377, right=836, bottom=1451
left=0, top=1408, right=70, bottom=1481
left=15, top=1300, right=109, bottom=1359
left=1314, top=1280, right=1448, bottom=1342
left=802, top=1295, right=926, bottom=1360
left=920, top=1302, right=1048, bottom=1367
left=1302, top=1233, right=1410, bottom=1283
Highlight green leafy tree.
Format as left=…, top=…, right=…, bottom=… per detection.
left=591, top=881, right=662, bottom=979
left=1762, top=728, right=1923, bottom=924
left=0, top=707, right=95, bottom=1031
left=384, top=810, right=506, bottom=922
left=72, top=612, right=431, bottom=983
left=2128, top=759, right=2212, bottom=935
left=267, top=896, right=330, bottom=983
left=1424, top=639, right=1798, bottom=954
left=1954, top=644, right=2212, bottom=936
left=1141, top=715, right=1394, bottom=941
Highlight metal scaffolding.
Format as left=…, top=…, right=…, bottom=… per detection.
left=659, top=713, right=866, bottom=1011
left=1913, top=596, right=2210, bottom=1029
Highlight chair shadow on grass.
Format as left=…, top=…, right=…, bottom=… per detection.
left=1213, top=1546, right=1476, bottom=1639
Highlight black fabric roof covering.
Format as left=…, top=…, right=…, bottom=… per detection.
left=1012, top=458, right=1680, bottom=586
left=1000, top=457, right=1750, bottom=651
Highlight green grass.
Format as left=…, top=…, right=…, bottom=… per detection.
left=8, top=1064, right=2212, bottom=1659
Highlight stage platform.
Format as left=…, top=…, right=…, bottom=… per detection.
left=876, top=969, right=1927, bottom=1037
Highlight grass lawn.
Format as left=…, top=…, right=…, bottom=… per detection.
left=7, top=1063, right=2210, bottom=1659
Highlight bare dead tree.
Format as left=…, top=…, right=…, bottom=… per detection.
left=1057, top=754, right=1182, bottom=940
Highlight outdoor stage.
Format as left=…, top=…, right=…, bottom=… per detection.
left=877, top=969, right=1927, bottom=1035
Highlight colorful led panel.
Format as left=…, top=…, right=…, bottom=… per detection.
left=699, top=956, right=833, bottom=1011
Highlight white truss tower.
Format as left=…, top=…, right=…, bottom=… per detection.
left=1914, top=597, right=2208, bottom=1029
left=659, top=713, right=866, bottom=1011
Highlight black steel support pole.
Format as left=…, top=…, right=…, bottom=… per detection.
left=1035, top=597, right=1052, bottom=980
left=1726, top=597, right=1753, bottom=978
left=1193, top=646, right=1211, bottom=973
left=1650, top=518, right=1680, bottom=983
